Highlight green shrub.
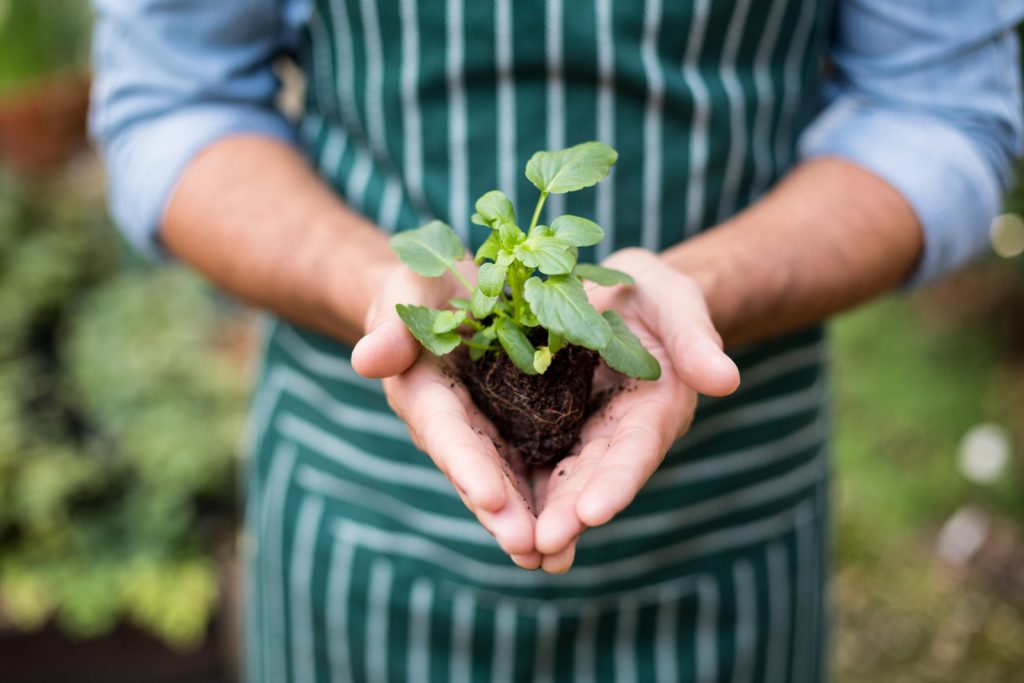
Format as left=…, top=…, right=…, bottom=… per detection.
left=0, top=0, right=90, bottom=91
left=0, top=173, right=248, bottom=649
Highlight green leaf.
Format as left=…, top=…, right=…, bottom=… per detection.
left=523, top=275, right=611, bottom=350
left=599, top=310, right=661, bottom=380
left=450, top=297, right=471, bottom=311
left=475, top=233, right=500, bottom=263
left=527, top=224, right=551, bottom=240
left=498, top=221, right=525, bottom=249
left=574, top=263, right=635, bottom=286
left=432, top=309, right=466, bottom=334
left=467, top=328, right=496, bottom=361
left=495, top=318, right=538, bottom=375
left=474, top=190, right=515, bottom=228
left=477, top=262, right=507, bottom=297
left=548, top=330, right=565, bottom=354
left=525, top=141, right=619, bottom=194
left=496, top=250, right=514, bottom=267
left=389, top=220, right=465, bottom=277
left=515, top=235, right=576, bottom=275
left=533, top=346, right=552, bottom=374
left=395, top=304, right=462, bottom=355
left=471, top=287, right=498, bottom=318
left=550, top=215, right=604, bottom=247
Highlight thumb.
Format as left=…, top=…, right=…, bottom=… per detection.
left=651, top=277, right=739, bottom=397
left=670, top=329, right=740, bottom=397
left=351, top=306, right=420, bottom=378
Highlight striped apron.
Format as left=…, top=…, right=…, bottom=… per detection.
left=243, top=1, right=834, bottom=681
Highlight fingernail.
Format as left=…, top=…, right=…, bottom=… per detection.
left=510, top=553, right=539, bottom=570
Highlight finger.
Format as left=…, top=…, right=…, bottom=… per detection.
left=576, top=398, right=687, bottom=527
left=389, top=363, right=508, bottom=512
left=472, top=484, right=537, bottom=556
left=671, top=331, right=740, bottom=398
left=351, top=314, right=420, bottom=378
left=511, top=552, right=542, bottom=570
left=535, top=447, right=602, bottom=554
left=635, top=277, right=739, bottom=397
left=451, top=479, right=536, bottom=557
left=540, top=540, right=577, bottom=574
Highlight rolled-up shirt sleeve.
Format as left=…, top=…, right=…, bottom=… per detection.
left=90, top=0, right=308, bottom=257
left=799, top=0, right=1024, bottom=286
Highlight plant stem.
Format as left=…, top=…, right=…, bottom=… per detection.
left=446, top=263, right=475, bottom=293
left=508, top=262, right=523, bottom=322
left=529, top=191, right=548, bottom=233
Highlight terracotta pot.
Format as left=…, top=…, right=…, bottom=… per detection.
left=0, top=71, right=91, bottom=175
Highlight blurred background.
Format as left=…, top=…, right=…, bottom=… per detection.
left=0, top=2, right=1021, bottom=682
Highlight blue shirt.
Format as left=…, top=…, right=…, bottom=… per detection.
left=90, top=0, right=1024, bottom=286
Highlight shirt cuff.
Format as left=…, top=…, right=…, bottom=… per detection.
left=799, top=97, right=1003, bottom=287
left=100, top=104, right=297, bottom=259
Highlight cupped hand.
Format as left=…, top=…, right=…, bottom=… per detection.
left=533, top=248, right=740, bottom=572
left=351, top=264, right=542, bottom=569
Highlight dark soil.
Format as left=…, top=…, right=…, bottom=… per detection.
left=460, top=341, right=599, bottom=467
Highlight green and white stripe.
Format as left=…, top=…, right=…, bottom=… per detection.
left=252, top=1, right=833, bottom=680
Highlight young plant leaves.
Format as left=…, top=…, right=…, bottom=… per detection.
left=533, top=346, right=552, bottom=374
left=389, top=220, right=464, bottom=277
left=574, top=263, right=635, bottom=286
left=475, top=233, right=500, bottom=263
left=467, top=327, right=496, bottom=361
left=525, top=141, right=618, bottom=194
left=515, top=235, right=576, bottom=275
left=550, top=215, right=604, bottom=247
left=548, top=330, right=565, bottom=354
left=599, top=310, right=661, bottom=380
left=471, top=287, right=498, bottom=318
left=523, top=275, right=611, bottom=350
left=496, top=318, right=538, bottom=375
left=469, top=343, right=487, bottom=361
left=498, top=221, right=525, bottom=249
left=473, top=190, right=515, bottom=228
left=395, top=304, right=462, bottom=355
left=432, top=309, right=466, bottom=334
left=477, top=262, right=507, bottom=296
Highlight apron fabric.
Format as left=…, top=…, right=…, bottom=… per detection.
left=243, top=1, right=834, bottom=681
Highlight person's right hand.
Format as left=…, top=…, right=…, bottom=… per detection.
left=351, top=264, right=541, bottom=569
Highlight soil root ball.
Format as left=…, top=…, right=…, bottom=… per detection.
left=460, top=343, right=599, bottom=467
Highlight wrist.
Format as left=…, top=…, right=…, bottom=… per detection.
left=310, top=210, right=401, bottom=339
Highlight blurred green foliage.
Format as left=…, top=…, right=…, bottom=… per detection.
left=0, top=0, right=91, bottom=90
left=831, top=277, right=1024, bottom=681
left=0, top=172, right=249, bottom=649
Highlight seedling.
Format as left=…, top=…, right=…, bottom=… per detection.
left=390, top=142, right=661, bottom=465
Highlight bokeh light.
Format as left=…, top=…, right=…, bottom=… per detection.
left=990, top=212, right=1024, bottom=258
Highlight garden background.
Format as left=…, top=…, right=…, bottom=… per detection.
left=1, top=2, right=1022, bottom=681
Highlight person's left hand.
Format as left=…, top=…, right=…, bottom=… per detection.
left=532, top=248, right=740, bottom=572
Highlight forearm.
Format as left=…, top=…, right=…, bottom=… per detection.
left=163, top=135, right=397, bottom=344
left=664, top=157, right=923, bottom=347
